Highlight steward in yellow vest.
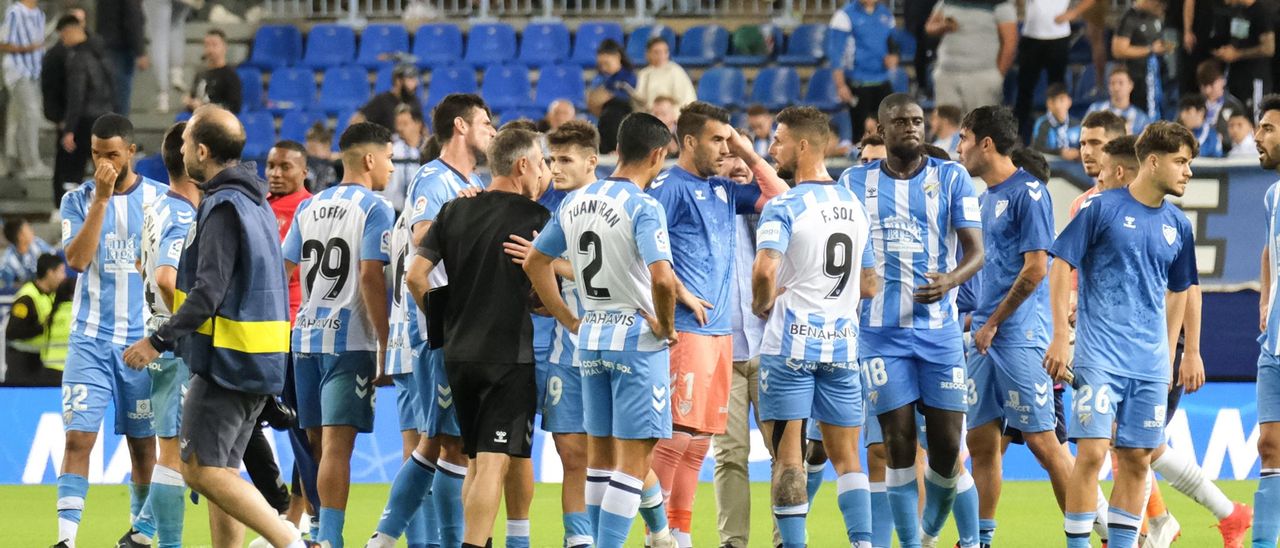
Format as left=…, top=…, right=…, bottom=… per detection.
left=4, top=253, right=68, bottom=385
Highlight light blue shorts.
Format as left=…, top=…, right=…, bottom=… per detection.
left=62, top=334, right=155, bottom=437
left=392, top=372, right=423, bottom=432
left=294, top=351, right=377, bottom=432
left=147, top=356, right=189, bottom=438
left=421, top=347, right=461, bottom=438
left=862, top=354, right=968, bottom=416
left=967, top=345, right=1057, bottom=434
left=540, top=358, right=586, bottom=434
left=1068, top=368, right=1169, bottom=449
left=759, top=355, right=863, bottom=428
left=580, top=348, right=671, bottom=440
left=1259, top=351, right=1280, bottom=424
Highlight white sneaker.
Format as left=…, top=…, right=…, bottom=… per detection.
left=170, top=67, right=187, bottom=94
left=156, top=92, right=170, bottom=113
left=921, top=532, right=939, bottom=548
left=1143, top=513, right=1181, bottom=548
left=648, top=528, right=678, bottom=548
left=248, top=515, right=300, bottom=548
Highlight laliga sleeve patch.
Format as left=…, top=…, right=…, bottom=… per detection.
left=61, top=219, right=71, bottom=242
left=166, top=239, right=184, bottom=261
left=757, top=221, right=783, bottom=243
left=654, top=229, right=670, bottom=253
left=961, top=197, right=980, bottom=222
left=413, top=196, right=428, bottom=215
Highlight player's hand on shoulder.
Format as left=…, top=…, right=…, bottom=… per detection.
left=503, top=232, right=537, bottom=265
left=456, top=186, right=484, bottom=199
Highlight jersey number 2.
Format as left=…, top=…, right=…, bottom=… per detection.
left=579, top=231, right=611, bottom=299
left=303, top=238, right=352, bottom=300
left=824, top=233, right=854, bottom=299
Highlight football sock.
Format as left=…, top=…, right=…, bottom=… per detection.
left=504, top=519, right=530, bottom=548
left=836, top=472, right=871, bottom=545
left=318, top=507, right=346, bottom=548
left=952, top=471, right=980, bottom=548
left=668, top=435, right=709, bottom=536
left=377, top=451, right=435, bottom=538
left=774, top=501, right=808, bottom=548
left=869, top=482, right=894, bottom=548
left=1108, top=507, right=1142, bottom=548
left=1064, top=511, right=1095, bottom=548
left=56, top=473, right=88, bottom=545
left=597, top=472, right=643, bottom=548
left=638, top=482, right=670, bottom=535
left=563, top=511, right=593, bottom=548
left=886, top=466, right=921, bottom=548
left=149, top=465, right=186, bottom=548
left=979, top=518, right=997, bottom=545
left=1153, top=446, right=1235, bottom=519
left=433, top=459, right=467, bottom=548
left=129, top=482, right=150, bottom=523
left=1254, top=470, right=1280, bottom=547
left=921, top=466, right=959, bottom=537
left=585, top=468, right=611, bottom=537
left=806, top=462, right=825, bottom=505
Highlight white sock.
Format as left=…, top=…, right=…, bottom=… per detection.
left=1152, top=446, right=1235, bottom=519
left=673, top=529, right=692, bottom=548
left=1093, top=486, right=1110, bottom=540
left=366, top=531, right=396, bottom=548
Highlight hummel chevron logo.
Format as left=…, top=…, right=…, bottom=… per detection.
left=355, top=375, right=369, bottom=398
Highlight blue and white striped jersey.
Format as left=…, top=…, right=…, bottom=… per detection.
left=60, top=176, right=168, bottom=345
left=1, top=2, right=44, bottom=82
left=0, top=235, right=52, bottom=288
left=837, top=156, right=981, bottom=359
left=406, top=159, right=485, bottom=290
left=533, top=177, right=674, bottom=353
left=140, top=191, right=196, bottom=318
left=284, top=183, right=394, bottom=354
left=547, top=279, right=584, bottom=365
left=756, top=182, right=873, bottom=362
left=1260, top=181, right=1280, bottom=356
left=385, top=212, right=425, bottom=374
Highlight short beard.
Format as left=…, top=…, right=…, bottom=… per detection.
left=887, top=142, right=921, bottom=161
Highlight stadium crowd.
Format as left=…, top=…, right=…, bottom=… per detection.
left=0, top=1, right=1279, bottom=548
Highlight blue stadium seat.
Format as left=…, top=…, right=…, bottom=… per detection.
left=777, top=24, right=827, bottom=66
left=498, top=107, right=545, bottom=125
left=481, top=63, right=533, bottom=110
left=696, top=67, right=747, bottom=110
left=333, top=109, right=357, bottom=152
left=572, top=22, right=625, bottom=68
left=236, top=66, right=264, bottom=112
left=247, top=25, right=303, bottom=69
left=424, top=64, right=478, bottom=110
left=465, top=23, right=517, bottom=67
left=626, top=24, right=676, bottom=68
left=413, top=23, right=464, bottom=68
left=357, top=24, right=410, bottom=70
left=174, top=110, right=193, bottom=122
left=892, top=27, right=916, bottom=63
left=241, top=111, right=276, bottom=159
left=803, top=67, right=841, bottom=112
left=280, top=109, right=329, bottom=143
left=724, top=25, right=781, bottom=67
left=134, top=154, right=168, bottom=185
left=318, top=65, right=371, bottom=114
left=832, top=110, right=853, bottom=143
left=890, top=67, right=910, bottom=94
left=374, top=64, right=394, bottom=93
left=519, top=22, right=571, bottom=66
left=266, top=67, right=316, bottom=113
left=671, top=25, right=729, bottom=68
left=535, top=63, right=585, bottom=109
left=302, top=24, right=357, bottom=69
left=751, top=67, right=800, bottom=111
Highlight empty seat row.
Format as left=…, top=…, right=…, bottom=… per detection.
left=245, top=21, right=901, bottom=74
left=696, top=65, right=911, bottom=113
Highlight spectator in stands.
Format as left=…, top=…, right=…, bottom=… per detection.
left=387, top=104, right=425, bottom=213
left=745, top=104, right=773, bottom=159
left=1210, top=0, right=1274, bottom=112
left=1081, top=0, right=1111, bottom=97
left=831, top=0, right=899, bottom=142
left=1014, top=0, right=1096, bottom=136
left=927, top=0, right=1017, bottom=114
left=96, top=0, right=147, bottom=114
left=304, top=123, right=338, bottom=192
left=1178, top=93, right=1223, bottom=157
left=355, top=63, right=423, bottom=132
left=144, top=0, right=193, bottom=112
left=856, top=132, right=886, bottom=164
left=0, top=217, right=54, bottom=289
left=60, top=15, right=116, bottom=191
left=1112, top=0, right=1169, bottom=118
left=1198, top=60, right=1246, bottom=140
left=1087, top=66, right=1151, bottom=135
left=635, top=37, right=697, bottom=110
left=929, top=104, right=961, bottom=158
left=537, top=99, right=576, bottom=132
left=1226, top=111, right=1258, bottom=159
left=4, top=253, right=67, bottom=386
left=825, top=120, right=855, bottom=158
left=905, top=0, right=941, bottom=99
left=586, top=38, right=636, bottom=153
left=1032, top=83, right=1081, bottom=160
left=649, top=94, right=680, bottom=155
left=43, top=9, right=86, bottom=206
left=1011, top=146, right=1052, bottom=183
left=2, top=0, right=49, bottom=179
left=184, top=29, right=242, bottom=114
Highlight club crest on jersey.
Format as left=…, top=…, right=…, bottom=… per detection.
left=1162, top=224, right=1177, bottom=245
left=1123, top=216, right=1136, bottom=229
left=995, top=200, right=1009, bottom=219
left=715, top=185, right=728, bottom=203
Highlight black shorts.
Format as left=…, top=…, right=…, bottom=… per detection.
left=1167, top=339, right=1185, bottom=422
left=445, top=361, right=536, bottom=458
left=1004, top=385, right=1068, bottom=445
left=180, top=374, right=267, bottom=468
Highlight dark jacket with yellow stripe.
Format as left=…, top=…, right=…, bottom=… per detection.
left=150, top=163, right=290, bottom=395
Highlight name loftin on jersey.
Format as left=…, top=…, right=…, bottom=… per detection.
left=311, top=204, right=350, bottom=221
left=582, top=310, right=637, bottom=326
left=787, top=323, right=857, bottom=340
left=296, top=317, right=342, bottom=330
left=565, top=199, right=621, bottom=228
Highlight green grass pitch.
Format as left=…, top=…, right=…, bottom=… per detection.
left=4, top=481, right=1259, bottom=547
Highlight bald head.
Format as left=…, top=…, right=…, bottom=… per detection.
left=183, top=105, right=246, bottom=182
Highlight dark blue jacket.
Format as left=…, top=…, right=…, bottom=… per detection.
left=152, top=163, right=290, bottom=394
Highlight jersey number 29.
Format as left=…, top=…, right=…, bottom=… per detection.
left=303, top=238, right=352, bottom=300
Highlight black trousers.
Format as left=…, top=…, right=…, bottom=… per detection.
left=597, top=98, right=633, bottom=154
left=846, top=81, right=893, bottom=143
left=52, top=117, right=94, bottom=206
left=242, top=422, right=290, bottom=514
left=1015, top=36, right=1070, bottom=140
